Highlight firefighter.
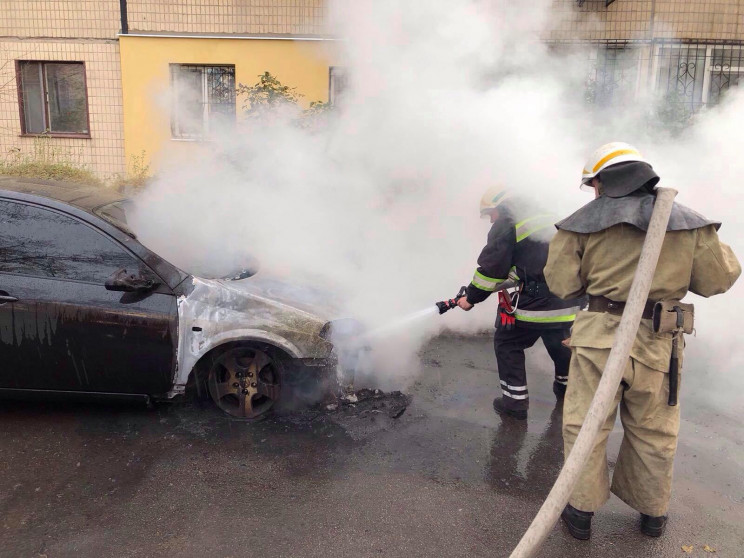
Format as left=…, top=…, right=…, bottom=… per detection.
left=457, top=186, right=582, bottom=420
left=544, top=142, right=741, bottom=539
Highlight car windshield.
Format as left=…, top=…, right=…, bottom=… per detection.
left=94, top=200, right=259, bottom=280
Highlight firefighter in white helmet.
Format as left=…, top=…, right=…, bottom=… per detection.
left=545, top=142, right=741, bottom=540
left=457, top=185, right=582, bottom=420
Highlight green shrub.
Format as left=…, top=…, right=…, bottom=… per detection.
left=237, top=71, right=332, bottom=128
left=0, top=161, right=101, bottom=185
left=0, top=136, right=102, bottom=186
left=111, top=150, right=152, bottom=193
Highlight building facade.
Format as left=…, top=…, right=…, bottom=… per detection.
left=0, top=0, right=334, bottom=180
left=548, top=1, right=744, bottom=113
left=0, top=1, right=125, bottom=178
left=0, top=1, right=742, bottom=180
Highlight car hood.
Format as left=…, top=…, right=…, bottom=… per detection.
left=216, top=273, right=344, bottom=322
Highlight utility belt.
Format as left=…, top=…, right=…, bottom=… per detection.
left=587, top=295, right=695, bottom=407
left=587, top=295, right=655, bottom=320
left=523, top=281, right=551, bottom=298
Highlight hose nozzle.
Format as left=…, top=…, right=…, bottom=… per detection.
left=436, top=286, right=467, bottom=315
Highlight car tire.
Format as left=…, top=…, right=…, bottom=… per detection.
left=203, top=344, right=283, bottom=420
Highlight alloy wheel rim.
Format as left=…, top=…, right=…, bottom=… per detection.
left=207, top=348, right=280, bottom=419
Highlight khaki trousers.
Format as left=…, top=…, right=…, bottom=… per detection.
left=563, top=347, right=681, bottom=516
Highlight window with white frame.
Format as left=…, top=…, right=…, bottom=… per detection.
left=170, top=64, right=236, bottom=139
left=706, top=46, right=743, bottom=105
left=653, top=44, right=743, bottom=111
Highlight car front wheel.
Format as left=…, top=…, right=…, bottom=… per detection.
left=206, top=346, right=282, bottom=419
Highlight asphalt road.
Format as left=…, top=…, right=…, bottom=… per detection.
left=1, top=334, right=742, bottom=558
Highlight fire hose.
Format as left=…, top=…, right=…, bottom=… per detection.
left=509, top=187, right=678, bottom=558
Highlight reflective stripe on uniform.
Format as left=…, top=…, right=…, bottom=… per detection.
left=503, top=390, right=529, bottom=400
left=514, top=214, right=555, bottom=243
left=514, top=306, right=580, bottom=323
left=471, top=270, right=505, bottom=292
left=500, top=380, right=527, bottom=392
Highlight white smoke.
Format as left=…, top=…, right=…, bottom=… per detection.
left=127, top=0, right=744, bottom=401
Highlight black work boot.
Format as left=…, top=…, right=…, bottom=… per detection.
left=553, top=381, right=567, bottom=400
left=492, top=397, right=527, bottom=420
left=561, top=504, right=593, bottom=540
left=640, top=514, right=668, bottom=537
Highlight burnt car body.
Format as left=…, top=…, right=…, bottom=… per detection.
left=0, top=177, right=344, bottom=418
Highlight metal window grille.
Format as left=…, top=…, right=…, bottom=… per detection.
left=550, top=40, right=743, bottom=117
left=650, top=42, right=744, bottom=128
left=708, top=47, right=744, bottom=105
left=585, top=44, right=642, bottom=107
left=654, top=45, right=708, bottom=113
left=171, top=64, right=236, bottom=139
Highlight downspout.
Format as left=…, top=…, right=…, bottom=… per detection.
left=645, top=0, right=657, bottom=95
left=119, top=0, right=129, bottom=34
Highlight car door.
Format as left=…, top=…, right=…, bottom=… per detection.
left=0, top=199, right=177, bottom=395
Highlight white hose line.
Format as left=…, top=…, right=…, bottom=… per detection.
left=509, top=187, right=678, bottom=558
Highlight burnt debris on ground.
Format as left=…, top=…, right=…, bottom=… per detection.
left=274, top=387, right=411, bottom=425
left=335, top=388, right=410, bottom=419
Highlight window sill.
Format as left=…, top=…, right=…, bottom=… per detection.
left=171, top=137, right=217, bottom=142
left=19, top=133, right=92, bottom=139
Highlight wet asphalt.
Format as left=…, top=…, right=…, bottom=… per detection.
left=1, top=334, right=742, bottom=558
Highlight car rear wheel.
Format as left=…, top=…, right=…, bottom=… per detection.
left=206, top=346, right=282, bottom=419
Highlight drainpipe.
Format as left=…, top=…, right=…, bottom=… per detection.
left=119, top=0, right=129, bottom=34
left=508, top=187, right=678, bottom=558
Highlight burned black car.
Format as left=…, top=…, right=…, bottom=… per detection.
left=0, top=177, right=349, bottom=419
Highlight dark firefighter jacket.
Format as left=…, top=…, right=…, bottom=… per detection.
left=465, top=205, right=582, bottom=329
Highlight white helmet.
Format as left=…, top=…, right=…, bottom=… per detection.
left=581, top=142, right=645, bottom=191
left=479, top=185, right=509, bottom=217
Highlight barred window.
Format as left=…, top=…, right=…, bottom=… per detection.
left=707, top=47, right=743, bottom=106
left=654, top=45, right=708, bottom=112
left=585, top=46, right=641, bottom=107
left=170, top=64, right=236, bottom=139
left=580, top=42, right=743, bottom=112
left=654, top=44, right=743, bottom=112
left=17, top=61, right=90, bottom=137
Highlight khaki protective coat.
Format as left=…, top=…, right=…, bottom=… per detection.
left=545, top=222, right=740, bottom=515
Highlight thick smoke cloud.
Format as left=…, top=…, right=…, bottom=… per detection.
left=128, top=0, right=744, bottom=404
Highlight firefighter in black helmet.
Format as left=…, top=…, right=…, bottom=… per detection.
left=457, top=186, right=582, bottom=420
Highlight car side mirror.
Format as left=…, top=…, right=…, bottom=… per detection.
left=105, top=268, right=159, bottom=292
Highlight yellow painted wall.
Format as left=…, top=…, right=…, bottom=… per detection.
left=120, top=36, right=337, bottom=172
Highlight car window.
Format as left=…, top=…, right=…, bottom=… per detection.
left=0, top=199, right=141, bottom=283
left=94, top=200, right=137, bottom=238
